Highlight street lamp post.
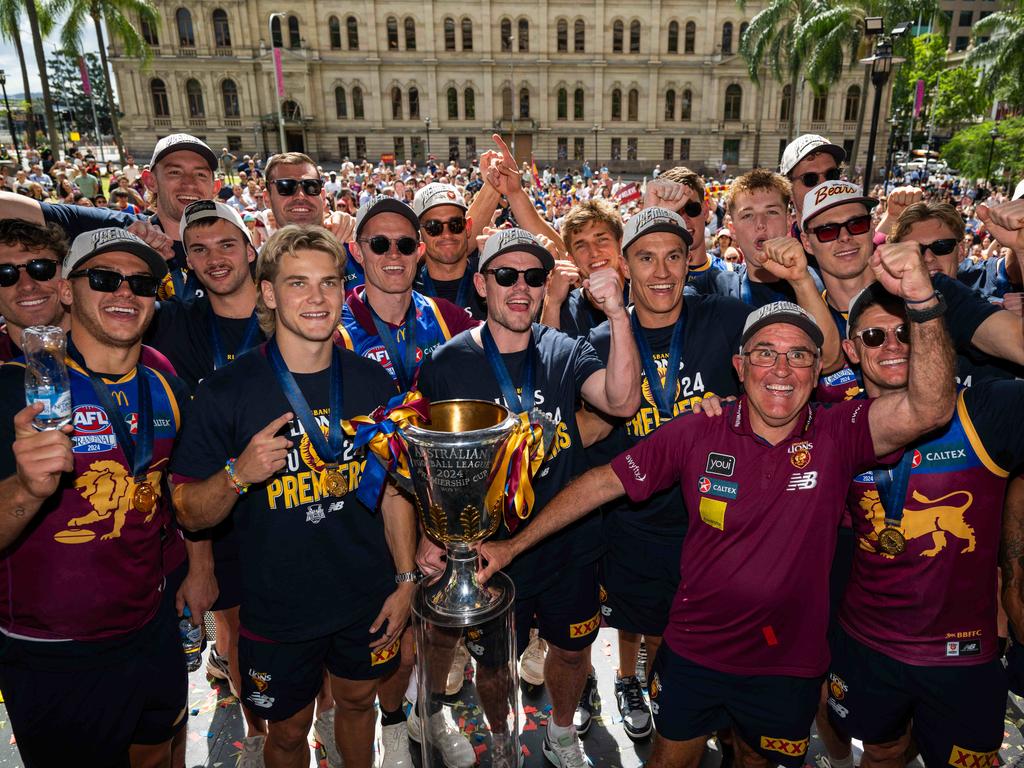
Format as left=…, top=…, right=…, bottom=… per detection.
left=0, top=70, right=21, bottom=167
left=592, top=124, right=599, bottom=168
left=269, top=13, right=287, bottom=154
left=424, top=117, right=431, bottom=161
left=985, top=125, right=999, bottom=184
left=861, top=39, right=895, bottom=191
left=508, top=36, right=516, bottom=162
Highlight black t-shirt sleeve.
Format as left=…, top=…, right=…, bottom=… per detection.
left=0, top=363, right=25, bottom=479
left=169, top=378, right=234, bottom=482
left=573, top=336, right=607, bottom=395
left=933, top=273, right=1001, bottom=351
left=962, top=380, right=1024, bottom=475
left=40, top=202, right=139, bottom=238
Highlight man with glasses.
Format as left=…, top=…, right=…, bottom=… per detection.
left=0, top=221, right=68, bottom=361
left=478, top=243, right=957, bottom=767
left=779, top=135, right=846, bottom=229
left=417, top=228, right=640, bottom=768
left=826, top=280, right=1024, bottom=768
left=0, top=228, right=190, bottom=767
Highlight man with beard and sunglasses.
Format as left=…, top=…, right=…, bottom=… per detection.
left=0, top=228, right=191, bottom=768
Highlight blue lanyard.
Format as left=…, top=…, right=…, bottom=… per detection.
left=872, top=449, right=916, bottom=526
left=368, top=298, right=418, bottom=392
left=419, top=265, right=472, bottom=308
left=481, top=324, right=536, bottom=414
left=267, top=339, right=344, bottom=466
left=630, top=309, right=686, bottom=420
left=208, top=302, right=261, bottom=371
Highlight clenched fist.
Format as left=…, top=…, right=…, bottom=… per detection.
left=761, top=237, right=810, bottom=283
left=584, top=267, right=626, bottom=318
left=871, top=242, right=934, bottom=304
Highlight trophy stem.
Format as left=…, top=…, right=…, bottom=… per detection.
left=419, top=544, right=511, bottom=627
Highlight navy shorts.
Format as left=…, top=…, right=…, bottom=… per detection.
left=238, top=598, right=400, bottom=722
left=828, top=526, right=855, bottom=635
left=600, top=521, right=682, bottom=636
left=827, top=626, right=1006, bottom=766
left=649, top=643, right=820, bottom=768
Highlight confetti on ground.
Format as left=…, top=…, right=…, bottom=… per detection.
left=190, top=708, right=199, bottom=716
left=232, top=741, right=243, bottom=750
left=523, top=705, right=537, bottom=714
left=473, top=743, right=487, bottom=756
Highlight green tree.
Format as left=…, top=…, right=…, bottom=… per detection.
left=46, top=50, right=117, bottom=138
left=932, top=66, right=989, bottom=130
left=941, top=116, right=1024, bottom=182
left=23, top=0, right=61, bottom=155
left=967, top=0, right=1024, bottom=106
left=50, top=0, right=159, bottom=163
left=0, top=0, right=42, bottom=147
left=892, top=32, right=947, bottom=116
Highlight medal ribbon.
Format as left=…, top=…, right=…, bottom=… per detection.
left=367, top=298, right=418, bottom=392
left=419, top=265, right=472, bottom=309
left=481, top=324, right=535, bottom=413
left=208, top=303, right=261, bottom=370
left=872, top=449, right=916, bottom=528
left=630, top=308, right=685, bottom=420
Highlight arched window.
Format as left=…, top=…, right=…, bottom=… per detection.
left=557, top=19, right=568, bottom=52
left=185, top=78, right=204, bottom=117
left=464, top=88, right=475, bottom=119
left=665, top=89, right=675, bottom=120
left=739, top=22, right=749, bottom=43
left=519, top=87, right=530, bottom=118
left=282, top=100, right=301, bottom=121
left=287, top=15, right=300, bottom=48
left=780, top=84, right=792, bottom=121
left=518, top=19, right=529, bottom=51
left=501, top=87, right=513, bottom=118
left=501, top=19, right=512, bottom=51
left=721, top=22, right=733, bottom=54
left=629, top=21, right=641, bottom=52
left=176, top=8, right=194, bottom=46
left=221, top=78, right=239, bottom=116
left=681, top=89, right=692, bottom=120
left=611, top=88, right=622, bottom=120
left=346, top=16, right=359, bottom=49
left=844, top=85, right=861, bottom=122
left=409, top=86, right=420, bottom=119
left=444, top=18, right=456, bottom=50
left=612, top=20, right=623, bottom=52
left=684, top=21, right=695, bottom=53
left=462, top=19, right=473, bottom=50
left=404, top=17, right=416, bottom=50
left=335, top=87, right=347, bottom=119
left=151, top=78, right=170, bottom=117
left=391, top=86, right=403, bottom=119
left=724, top=83, right=742, bottom=120
left=271, top=15, right=282, bottom=47
left=557, top=88, right=567, bottom=120
left=667, top=21, right=679, bottom=53
left=141, top=17, right=159, bottom=45
left=329, top=16, right=341, bottom=49
left=352, top=87, right=364, bottom=119
left=447, top=87, right=458, bottom=119
left=212, top=9, right=231, bottom=47
left=386, top=17, right=399, bottom=50
left=574, top=19, right=585, bottom=52
left=812, top=90, right=828, bottom=122
left=573, top=88, right=584, bottom=120
left=627, top=88, right=639, bottom=120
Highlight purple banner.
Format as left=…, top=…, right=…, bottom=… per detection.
left=913, top=79, right=924, bottom=118
left=273, top=48, right=285, bottom=99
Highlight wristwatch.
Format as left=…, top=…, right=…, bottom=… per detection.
left=395, top=570, right=422, bottom=584
left=905, top=291, right=947, bottom=323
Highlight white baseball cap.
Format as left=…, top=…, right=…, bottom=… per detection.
left=801, top=181, right=879, bottom=229
left=741, top=301, right=824, bottom=348
left=621, top=207, right=692, bottom=255
left=180, top=200, right=253, bottom=245
left=412, top=182, right=467, bottom=217
left=479, top=228, right=555, bottom=271
left=780, top=134, right=846, bottom=177
left=150, top=133, right=217, bottom=171
left=1013, top=178, right=1024, bottom=201
left=65, top=228, right=168, bottom=280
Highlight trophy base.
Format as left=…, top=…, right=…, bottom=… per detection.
left=417, top=550, right=514, bottom=628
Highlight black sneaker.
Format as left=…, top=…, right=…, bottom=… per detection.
left=573, top=669, right=600, bottom=736
left=614, top=675, right=652, bottom=739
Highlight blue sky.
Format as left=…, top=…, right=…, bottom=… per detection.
left=0, top=16, right=104, bottom=99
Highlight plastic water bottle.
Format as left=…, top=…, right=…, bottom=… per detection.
left=179, top=606, right=203, bottom=672
left=22, top=326, right=71, bottom=431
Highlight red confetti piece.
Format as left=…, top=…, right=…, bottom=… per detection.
left=523, top=705, right=538, bottom=714
left=473, top=744, right=487, bottom=756
left=232, top=741, right=243, bottom=749
left=523, top=720, right=537, bottom=731
left=522, top=746, right=531, bottom=757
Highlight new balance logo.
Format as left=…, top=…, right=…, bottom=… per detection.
left=786, top=471, right=818, bottom=491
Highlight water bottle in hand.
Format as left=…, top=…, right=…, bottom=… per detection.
left=179, top=606, right=203, bottom=672
left=22, top=326, right=71, bottom=431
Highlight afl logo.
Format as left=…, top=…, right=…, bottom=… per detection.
left=912, top=449, right=922, bottom=468
left=73, top=405, right=110, bottom=434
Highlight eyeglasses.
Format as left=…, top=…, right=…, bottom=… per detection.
left=0, top=258, right=58, bottom=287
left=422, top=217, right=467, bottom=237
left=854, top=324, right=910, bottom=348
left=915, top=238, right=958, bottom=256
left=742, top=348, right=819, bottom=368
left=794, top=167, right=841, bottom=188
left=808, top=214, right=873, bottom=243
left=681, top=200, right=703, bottom=218
left=270, top=178, right=324, bottom=197
left=358, top=236, right=419, bottom=256
left=67, top=267, right=160, bottom=297
left=483, top=267, right=549, bottom=288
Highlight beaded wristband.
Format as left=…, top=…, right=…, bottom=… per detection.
left=224, top=458, right=250, bottom=495
left=904, top=292, right=937, bottom=305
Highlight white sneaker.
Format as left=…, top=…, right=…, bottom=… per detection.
left=446, top=642, right=472, bottom=696
left=379, top=721, right=413, bottom=767
left=313, top=709, right=345, bottom=768
left=518, top=629, right=547, bottom=686
left=237, top=734, right=266, bottom=768
left=543, top=725, right=591, bottom=768
left=407, top=708, right=475, bottom=768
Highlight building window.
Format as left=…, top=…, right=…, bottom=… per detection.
left=574, top=137, right=585, bottom=161
left=387, top=17, right=399, bottom=50
left=353, top=87, right=364, bottom=119
left=329, top=16, right=341, bottom=49
left=287, top=15, right=300, bottom=48
left=844, top=85, right=860, bottom=122
left=444, top=18, right=456, bottom=51
left=611, top=89, right=622, bottom=121
left=685, top=21, right=695, bottom=53
left=501, top=19, right=512, bottom=51
left=557, top=19, right=568, bottom=52
left=780, top=84, right=792, bottom=122
left=724, top=84, right=742, bottom=121
left=221, top=79, right=239, bottom=117
left=574, top=19, right=585, bottom=52
left=574, top=88, right=584, bottom=120
left=411, top=137, right=423, bottom=161
left=518, top=19, right=529, bottom=51
left=142, top=17, right=159, bottom=45
left=664, top=138, right=674, bottom=159
left=186, top=78, right=204, bottom=117
left=627, top=137, right=637, bottom=160
left=519, top=88, right=530, bottom=118
left=557, top=137, right=568, bottom=160
left=394, top=137, right=405, bottom=161
left=464, top=88, right=475, bottom=119
left=723, top=138, right=740, bottom=165
left=629, top=21, right=640, bottom=52
left=681, top=89, right=692, bottom=120
left=462, top=19, right=473, bottom=50
left=959, top=10, right=972, bottom=26
left=404, top=17, right=416, bottom=50
left=449, top=137, right=460, bottom=162
left=627, top=89, right=639, bottom=121
left=356, top=136, right=366, bottom=159
left=665, top=90, right=675, bottom=120
left=335, top=87, right=347, bottom=119
left=347, top=16, right=359, bottom=49
left=392, top=87, right=403, bottom=119
left=954, top=36, right=969, bottom=51
left=339, top=137, right=350, bottom=159
left=667, top=21, right=678, bottom=53
left=611, top=138, right=621, bottom=160
left=502, top=87, right=513, bottom=118
left=227, top=135, right=241, bottom=151
left=447, top=88, right=459, bottom=120
left=213, top=9, right=231, bottom=47
left=409, top=87, right=420, bottom=119
left=466, top=137, right=476, bottom=161
left=613, top=20, right=623, bottom=52
left=282, top=100, right=301, bottom=120
left=812, top=90, right=828, bottom=122
left=557, top=89, right=567, bottom=120
left=176, top=8, right=194, bottom=46
left=151, top=78, right=170, bottom=117
left=271, top=15, right=282, bottom=47
left=721, top=22, right=733, bottom=54
left=679, top=137, right=690, bottom=160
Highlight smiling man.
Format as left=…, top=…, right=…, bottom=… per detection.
left=0, top=221, right=68, bottom=361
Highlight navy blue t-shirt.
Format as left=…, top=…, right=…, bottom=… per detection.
left=413, top=252, right=486, bottom=320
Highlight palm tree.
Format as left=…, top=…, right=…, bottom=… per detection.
left=24, top=0, right=61, bottom=155
left=0, top=0, right=37, bottom=147
left=967, top=0, right=1024, bottom=100
left=51, top=0, right=159, bottom=163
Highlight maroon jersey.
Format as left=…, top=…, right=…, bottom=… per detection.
left=841, top=383, right=1024, bottom=665
left=611, top=397, right=882, bottom=677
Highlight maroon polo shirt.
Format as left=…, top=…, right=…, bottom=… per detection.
left=611, top=396, right=883, bottom=677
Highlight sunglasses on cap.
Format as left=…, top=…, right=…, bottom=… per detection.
left=916, top=238, right=958, bottom=256
left=808, top=214, right=872, bottom=243
left=271, top=178, right=324, bottom=196
left=0, top=258, right=58, bottom=288
left=483, top=267, right=549, bottom=288
left=794, top=167, right=841, bottom=188
left=358, top=235, right=419, bottom=256
left=67, top=267, right=160, bottom=298
left=854, top=324, right=910, bottom=347
left=422, top=217, right=467, bottom=237
left=680, top=200, right=703, bottom=218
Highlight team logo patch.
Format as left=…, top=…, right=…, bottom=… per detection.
left=946, top=641, right=960, bottom=657
left=649, top=673, right=660, bottom=699
left=569, top=612, right=600, bottom=638
left=828, top=673, right=847, bottom=701
left=705, top=452, right=735, bottom=477
left=305, top=503, right=325, bottom=524
left=790, top=449, right=811, bottom=469
left=247, top=669, right=275, bottom=709
left=598, top=584, right=608, bottom=603
left=857, top=489, right=975, bottom=558
left=948, top=745, right=999, bottom=768
left=53, top=461, right=162, bottom=544
left=759, top=736, right=809, bottom=757
left=71, top=405, right=117, bottom=453
left=371, top=636, right=401, bottom=666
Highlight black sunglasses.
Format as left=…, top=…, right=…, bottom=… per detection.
left=359, top=236, right=419, bottom=256
left=795, top=167, right=841, bottom=188
left=0, top=258, right=58, bottom=287
left=855, top=324, right=910, bottom=348
left=422, top=217, right=467, bottom=237
left=916, top=238, right=958, bottom=256
left=271, top=178, right=324, bottom=197
left=483, top=267, right=549, bottom=288
left=67, top=267, right=160, bottom=297
left=809, top=214, right=873, bottom=243
left=681, top=200, right=703, bottom=218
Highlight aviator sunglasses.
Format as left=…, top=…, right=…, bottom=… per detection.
left=0, top=258, right=58, bottom=287
left=271, top=178, right=324, bottom=197
left=795, top=167, right=841, bottom=188
left=483, top=267, right=549, bottom=288
left=422, top=217, right=467, bottom=237
left=359, top=236, right=419, bottom=256
left=67, top=267, right=160, bottom=297
left=854, top=325, right=910, bottom=347
left=808, top=214, right=872, bottom=243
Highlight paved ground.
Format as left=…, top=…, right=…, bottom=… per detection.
left=2, top=627, right=1024, bottom=767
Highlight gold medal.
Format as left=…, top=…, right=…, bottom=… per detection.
left=133, top=480, right=158, bottom=514
left=878, top=526, right=906, bottom=556
left=324, top=468, right=347, bottom=497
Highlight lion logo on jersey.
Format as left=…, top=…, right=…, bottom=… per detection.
left=60, top=460, right=161, bottom=542
left=298, top=423, right=330, bottom=471
left=641, top=364, right=681, bottom=408
left=858, top=489, right=975, bottom=558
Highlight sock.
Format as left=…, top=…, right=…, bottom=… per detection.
left=381, top=706, right=407, bottom=727
left=547, top=719, right=574, bottom=740
left=828, top=752, right=854, bottom=768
